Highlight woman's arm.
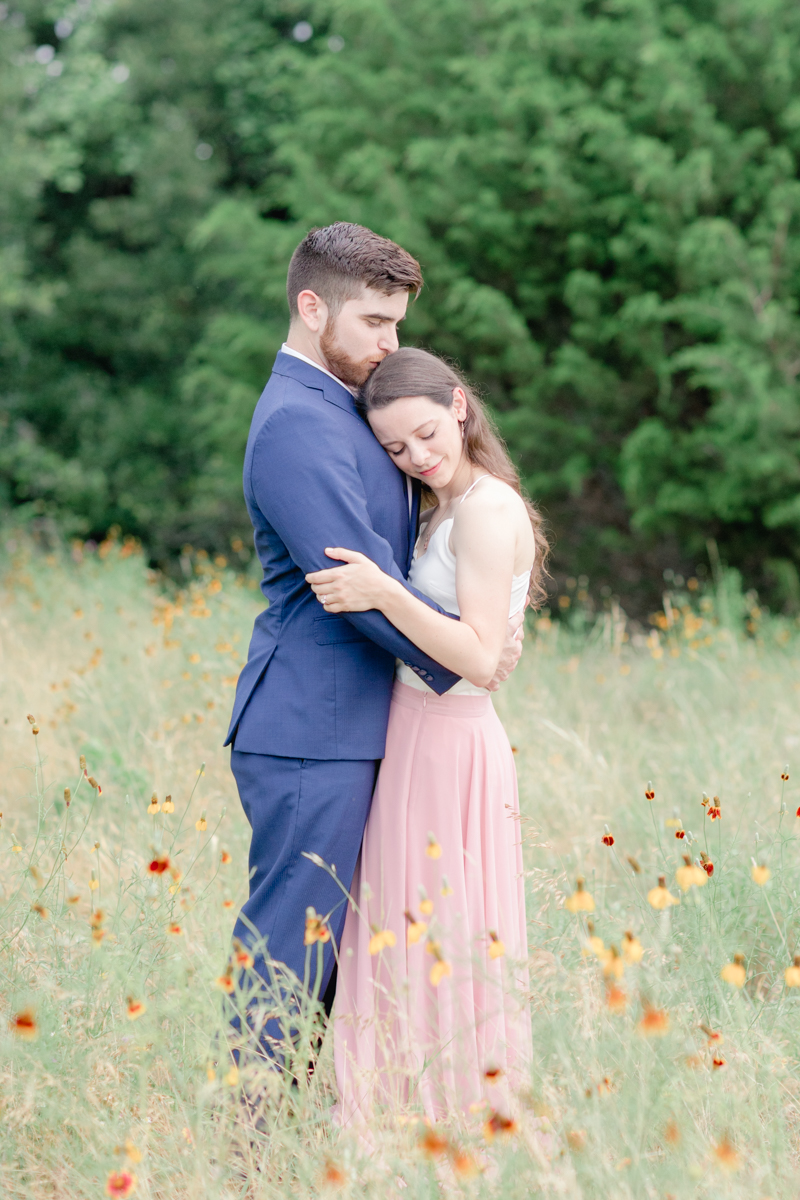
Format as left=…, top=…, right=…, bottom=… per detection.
left=306, top=489, right=522, bottom=688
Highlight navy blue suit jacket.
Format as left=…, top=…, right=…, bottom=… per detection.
left=225, top=352, right=459, bottom=760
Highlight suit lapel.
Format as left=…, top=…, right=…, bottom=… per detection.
left=407, top=479, right=421, bottom=576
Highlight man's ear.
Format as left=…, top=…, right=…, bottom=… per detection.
left=296, top=289, right=328, bottom=333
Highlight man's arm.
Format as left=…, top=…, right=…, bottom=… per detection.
left=250, top=404, right=461, bottom=694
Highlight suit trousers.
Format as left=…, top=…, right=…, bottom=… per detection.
left=229, top=749, right=377, bottom=1057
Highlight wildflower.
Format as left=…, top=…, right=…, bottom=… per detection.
left=675, top=828, right=685, bottom=839
left=168, top=923, right=183, bottom=936
left=404, top=910, right=427, bottom=945
left=707, top=797, right=721, bottom=820
left=700, top=852, right=714, bottom=877
left=638, top=1005, right=670, bottom=1037
left=483, top=1112, right=518, bottom=1141
left=147, top=794, right=160, bottom=815
left=181, top=1128, right=193, bottom=1144
left=418, top=886, right=434, bottom=916
left=564, top=876, right=595, bottom=913
left=80, top=754, right=87, bottom=771
left=222, top=898, right=235, bottom=910
left=231, top=941, right=253, bottom=968
left=429, top=957, right=452, bottom=987
left=664, top=1119, right=681, bottom=1146
left=781, top=769, right=790, bottom=782
left=10, top=1009, right=38, bottom=1040
left=321, top=1160, right=348, bottom=1188
left=565, top=1130, right=585, bottom=1152
left=602, top=945, right=624, bottom=980
left=215, top=974, right=235, bottom=994
left=67, top=892, right=80, bottom=905
left=720, top=953, right=746, bottom=988
left=425, top=832, right=442, bottom=859
left=148, top=855, right=169, bottom=875
left=585, top=921, right=606, bottom=959
left=224, top=1065, right=239, bottom=1086
left=606, top=984, right=627, bottom=1012
left=220, top=849, right=232, bottom=865
left=675, top=857, right=707, bottom=892
left=488, top=930, right=505, bottom=959
left=484, top=1065, right=503, bottom=1081
left=31, top=903, right=49, bottom=920
left=161, top=795, right=175, bottom=813
left=785, top=956, right=800, bottom=987
left=89, top=870, right=99, bottom=891
left=712, top=1056, right=726, bottom=1069
left=440, top=875, right=453, bottom=897
left=626, top=855, right=641, bottom=874
left=751, top=862, right=771, bottom=886
left=304, top=908, right=331, bottom=945
left=713, top=1137, right=740, bottom=1173
left=368, top=926, right=397, bottom=955
left=647, top=876, right=679, bottom=909
left=419, top=1129, right=449, bottom=1158
left=126, top=998, right=146, bottom=1020
left=601, top=826, right=614, bottom=847
left=645, top=783, right=655, bottom=801
left=87, top=776, right=102, bottom=794
left=195, top=812, right=207, bottom=832
left=622, top=931, right=643, bottom=964
left=700, top=1023, right=723, bottom=1045
left=451, top=1151, right=480, bottom=1178
left=11, top=844, right=21, bottom=853
left=64, top=787, right=71, bottom=807
left=119, top=1141, right=142, bottom=1164
left=106, top=1170, right=137, bottom=1198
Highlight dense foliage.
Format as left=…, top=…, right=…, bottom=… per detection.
left=3, top=0, right=800, bottom=609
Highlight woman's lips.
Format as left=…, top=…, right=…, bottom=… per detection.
left=420, top=461, right=442, bottom=477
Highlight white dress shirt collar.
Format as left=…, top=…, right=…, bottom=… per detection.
left=280, top=343, right=357, bottom=396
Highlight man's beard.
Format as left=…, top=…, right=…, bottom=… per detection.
left=319, top=318, right=379, bottom=388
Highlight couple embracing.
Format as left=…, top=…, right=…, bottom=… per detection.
left=225, top=223, right=548, bottom=1124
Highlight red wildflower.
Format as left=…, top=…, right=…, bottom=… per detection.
left=148, top=855, right=169, bottom=875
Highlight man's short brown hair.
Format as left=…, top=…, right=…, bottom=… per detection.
left=286, top=222, right=423, bottom=318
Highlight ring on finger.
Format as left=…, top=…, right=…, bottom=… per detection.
left=318, top=594, right=328, bottom=604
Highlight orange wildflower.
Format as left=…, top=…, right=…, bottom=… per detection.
left=564, top=876, right=594, bottom=913
left=483, top=1111, right=518, bottom=1141
left=626, top=855, right=641, bottom=874
left=707, top=798, right=721, bottom=820
left=674, top=828, right=685, bottom=839
left=368, top=926, right=397, bottom=955
left=10, top=1009, right=38, bottom=1040
left=404, top=909, right=427, bottom=945
left=605, top=983, right=628, bottom=1012
left=664, top=1119, right=681, bottom=1146
left=785, top=955, right=800, bottom=987
left=638, top=1005, right=670, bottom=1037
left=222, top=898, right=235, bottom=909
left=751, top=863, right=771, bottom=886
left=781, top=769, right=789, bottom=782
left=712, top=1055, right=726, bottom=1069
left=601, top=829, right=614, bottom=846
left=220, top=849, right=232, bottom=865
left=451, top=1150, right=480, bottom=1178
left=720, top=954, right=746, bottom=988
left=168, top=923, right=183, bottom=936
left=484, top=1065, right=503, bottom=1081
left=648, top=876, right=679, bottom=909
left=645, top=783, right=655, bottom=801
left=216, top=974, right=235, bottom=994
left=321, top=1160, right=347, bottom=1188
left=304, top=909, right=331, bottom=945
left=700, top=852, right=714, bottom=876
left=622, top=931, right=643, bottom=964
left=488, top=930, right=505, bottom=959
left=420, top=1129, right=449, bottom=1158
left=106, top=1170, right=137, bottom=1198
left=148, top=855, right=169, bottom=875
left=232, top=942, right=253, bottom=968
left=713, top=1137, right=740, bottom=1173
left=126, top=998, right=146, bottom=1021
left=147, top=794, right=160, bottom=815
left=31, top=903, right=49, bottom=920
left=425, top=832, right=442, bottom=859
left=195, top=812, right=208, bottom=832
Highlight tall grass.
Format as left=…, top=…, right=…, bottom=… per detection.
left=1, top=533, right=799, bottom=1198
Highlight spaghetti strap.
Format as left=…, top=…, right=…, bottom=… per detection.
left=458, top=474, right=491, bottom=503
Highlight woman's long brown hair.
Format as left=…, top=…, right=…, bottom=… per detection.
left=360, top=347, right=550, bottom=607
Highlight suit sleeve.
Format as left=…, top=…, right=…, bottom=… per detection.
left=249, top=402, right=461, bottom=695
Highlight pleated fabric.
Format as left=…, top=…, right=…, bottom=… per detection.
left=334, top=681, right=531, bottom=1124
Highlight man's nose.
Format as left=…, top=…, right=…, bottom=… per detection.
left=378, top=324, right=399, bottom=353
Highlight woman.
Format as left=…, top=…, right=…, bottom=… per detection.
left=306, top=348, right=548, bottom=1123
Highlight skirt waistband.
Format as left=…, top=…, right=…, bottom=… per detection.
left=391, top=679, right=493, bottom=717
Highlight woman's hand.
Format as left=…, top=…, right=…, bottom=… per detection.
left=306, top=548, right=394, bottom=613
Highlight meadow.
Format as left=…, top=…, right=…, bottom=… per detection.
left=1, top=532, right=800, bottom=1199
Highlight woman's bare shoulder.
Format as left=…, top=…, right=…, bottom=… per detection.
left=458, top=476, right=527, bottom=523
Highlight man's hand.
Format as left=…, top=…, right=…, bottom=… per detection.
left=485, top=610, right=525, bottom=692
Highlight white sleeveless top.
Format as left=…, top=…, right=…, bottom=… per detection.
left=396, top=477, right=532, bottom=696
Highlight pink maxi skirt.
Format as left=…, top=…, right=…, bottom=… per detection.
left=334, top=681, right=531, bottom=1124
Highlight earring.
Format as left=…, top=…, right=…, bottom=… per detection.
left=460, top=421, right=466, bottom=440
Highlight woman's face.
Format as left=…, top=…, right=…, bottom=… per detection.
left=367, top=389, right=468, bottom=489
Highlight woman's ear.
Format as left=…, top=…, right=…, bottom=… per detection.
left=452, top=386, right=469, bottom=423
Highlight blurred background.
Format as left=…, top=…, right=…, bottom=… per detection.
left=2, top=0, right=800, bottom=615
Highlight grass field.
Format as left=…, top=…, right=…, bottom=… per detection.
left=2, top=533, right=800, bottom=1199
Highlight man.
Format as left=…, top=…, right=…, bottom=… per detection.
left=225, top=223, right=522, bottom=1062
